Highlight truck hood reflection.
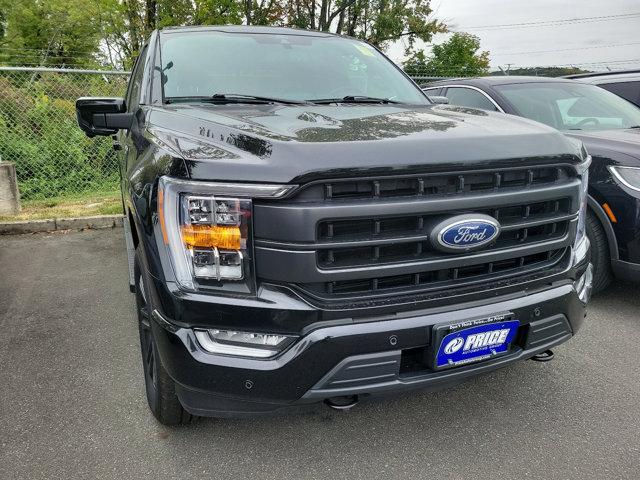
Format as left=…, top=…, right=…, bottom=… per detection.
left=147, top=103, right=583, bottom=184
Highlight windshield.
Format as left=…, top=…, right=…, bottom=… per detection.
left=494, top=82, right=640, bottom=131
left=159, top=31, right=429, bottom=105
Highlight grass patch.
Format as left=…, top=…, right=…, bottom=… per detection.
left=0, top=191, right=122, bottom=221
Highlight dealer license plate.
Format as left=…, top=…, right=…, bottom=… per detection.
left=435, top=316, right=519, bottom=369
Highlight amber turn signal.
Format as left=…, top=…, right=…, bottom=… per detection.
left=602, top=202, right=618, bottom=224
left=181, top=224, right=242, bottom=250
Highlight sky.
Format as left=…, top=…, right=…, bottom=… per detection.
left=387, top=0, right=640, bottom=72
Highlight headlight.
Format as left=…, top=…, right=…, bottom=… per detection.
left=609, top=165, right=640, bottom=192
left=157, top=177, right=295, bottom=292
left=575, top=155, right=591, bottom=247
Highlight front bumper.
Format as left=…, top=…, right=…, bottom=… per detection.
left=151, top=271, right=591, bottom=417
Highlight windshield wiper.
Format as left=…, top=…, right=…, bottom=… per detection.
left=166, top=94, right=307, bottom=105
left=210, top=93, right=309, bottom=105
left=307, top=95, right=401, bottom=105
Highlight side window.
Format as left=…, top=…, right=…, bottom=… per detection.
left=600, top=81, right=640, bottom=107
left=556, top=95, right=624, bottom=129
left=126, top=45, right=148, bottom=110
left=445, top=87, right=498, bottom=111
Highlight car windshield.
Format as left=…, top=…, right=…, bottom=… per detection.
left=159, top=30, right=429, bottom=105
left=494, top=82, right=640, bottom=131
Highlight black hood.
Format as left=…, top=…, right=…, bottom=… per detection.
left=146, top=103, right=584, bottom=184
left=567, top=128, right=640, bottom=165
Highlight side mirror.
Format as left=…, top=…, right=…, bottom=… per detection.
left=76, top=97, right=134, bottom=137
left=427, top=95, right=450, bottom=105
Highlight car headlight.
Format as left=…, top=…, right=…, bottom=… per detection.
left=157, top=177, right=295, bottom=292
left=609, top=165, right=640, bottom=192
left=575, top=155, right=592, bottom=247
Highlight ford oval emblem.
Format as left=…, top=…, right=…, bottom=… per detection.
left=431, top=214, right=500, bottom=253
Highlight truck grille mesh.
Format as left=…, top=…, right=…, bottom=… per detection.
left=318, top=198, right=569, bottom=241
left=317, top=220, right=568, bottom=269
left=305, top=248, right=566, bottom=298
left=253, top=164, right=579, bottom=303
left=297, top=166, right=569, bottom=201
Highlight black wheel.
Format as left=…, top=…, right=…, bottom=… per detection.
left=134, top=249, right=193, bottom=425
left=586, top=210, right=613, bottom=294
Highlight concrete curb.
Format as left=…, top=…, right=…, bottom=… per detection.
left=0, top=215, right=124, bottom=235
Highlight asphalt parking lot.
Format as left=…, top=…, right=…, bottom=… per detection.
left=1, top=228, right=639, bottom=480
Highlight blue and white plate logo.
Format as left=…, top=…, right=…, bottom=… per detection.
left=431, top=214, right=500, bottom=252
left=437, top=320, right=519, bottom=368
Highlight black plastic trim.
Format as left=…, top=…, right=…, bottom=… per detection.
left=587, top=195, right=619, bottom=261
left=255, top=224, right=575, bottom=283
left=611, top=258, right=640, bottom=282
left=254, top=180, right=580, bottom=243
left=301, top=331, right=571, bottom=401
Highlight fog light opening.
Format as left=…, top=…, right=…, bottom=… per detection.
left=194, top=329, right=296, bottom=358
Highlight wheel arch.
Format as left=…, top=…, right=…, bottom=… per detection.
left=124, top=205, right=143, bottom=292
left=587, top=195, right=619, bottom=261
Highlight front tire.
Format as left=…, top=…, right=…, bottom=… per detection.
left=586, top=210, right=613, bottom=293
left=135, top=249, right=193, bottom=426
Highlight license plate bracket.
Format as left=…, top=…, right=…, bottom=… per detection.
left=429, top=313, right=519, bottom=370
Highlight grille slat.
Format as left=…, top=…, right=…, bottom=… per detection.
left=317, top=166, right=569, bottom=201
left=310, top=249, right=566, bottom=299
left=317, top=198, right=571, bottom=243
left=317, top=220, right=569, bottom=269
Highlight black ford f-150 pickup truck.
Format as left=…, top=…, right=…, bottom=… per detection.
left=76, top=26, right=593, bottom=425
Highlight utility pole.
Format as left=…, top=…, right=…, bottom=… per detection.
left=498, top=63, right=513, bottom=76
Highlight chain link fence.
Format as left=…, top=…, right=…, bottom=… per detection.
left=408, top=75, right=452, bottom=85
left=0, top=67, right=129, bottom=201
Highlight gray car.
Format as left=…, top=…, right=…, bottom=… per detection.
left=564, top=69, right=640, bottom=108
left=424, top=76, right=640, bottom=292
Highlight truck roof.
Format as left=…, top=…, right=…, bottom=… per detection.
left=564, top=69, right=640, bottom=80
left=425, top=76, right=581, bottom=88
left=159, top=25, right=337, bottom=37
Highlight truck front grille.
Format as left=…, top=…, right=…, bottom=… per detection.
left=253, top=163, right=580, bottom=304
left=298, top=166, right=569, bottom=201
left=306, top=248, right=567, bottom=297
left=317, top=221, right=569, bottom=269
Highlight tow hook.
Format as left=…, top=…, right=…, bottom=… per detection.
left=324, top=395, right=359, bottom=411
left=530, top=349, right=555, bottom=362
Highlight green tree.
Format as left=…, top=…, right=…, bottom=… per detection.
left=0, top=6, right=6, bottom=41
left=1, top=0, right=448, bottom=69
left=0, top=0, right=104, bottom=67
left=101, top=0, right=246, bottom=68
left=287, top=0, right=445, bottom=49
left=404, top=32, right=490, bottom=78
left=110, top=0, right=446, bottom=67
